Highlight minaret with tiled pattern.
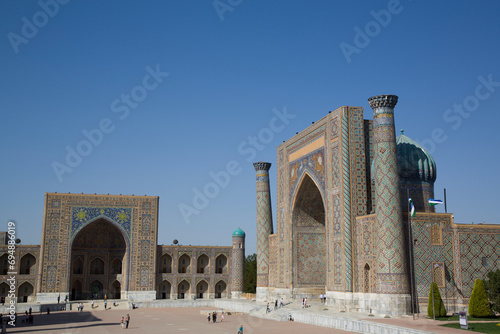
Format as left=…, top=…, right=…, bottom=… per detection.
left=368, top=95, right=410, bottom=298
left=254, top=162, right=273, bottom=300
left=231, top=228, right=245, bottom=298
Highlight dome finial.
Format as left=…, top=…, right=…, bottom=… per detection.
left=401, top=129, right=404, bottom=135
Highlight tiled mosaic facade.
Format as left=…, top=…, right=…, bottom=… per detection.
left=254, top=162, right=273, bottom=289
left=261, top=95, right=500, bottom=315
left=0, top=193, right=244, bottom=303
left=155, top=245, right=234, bottom=299
left=369, top=95, right=409, bottom=294
left=409, top=214, right=500, bottom=311
left=0, top=236, right=39, bottom=303
left=37, top=193, right=159, bottom=298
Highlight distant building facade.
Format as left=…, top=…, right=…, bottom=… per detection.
left=255, top=95, right=500, bottom=315
left=0, top=193, right=245, bottom=303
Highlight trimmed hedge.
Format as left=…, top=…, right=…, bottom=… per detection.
left=469, top=279, right=491, bottom=317
left=427, top=282, right=446, bottom=317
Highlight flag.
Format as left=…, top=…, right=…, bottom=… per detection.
left=408, top=198, right=415, bottom=217
left=428, top=199, right=443, bottom=206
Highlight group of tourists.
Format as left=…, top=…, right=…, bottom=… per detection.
left=119, top=314, right=130, bottom=329
left=319, top=293, right=327, bottom=303
left=207, top=311, right=224, bottom=323
left=266, top=297, right=285, bottom=313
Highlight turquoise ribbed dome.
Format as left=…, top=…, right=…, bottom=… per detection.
left=232, top=227, right=245, bottom=237
left=396, top=131, right=436, bottom=183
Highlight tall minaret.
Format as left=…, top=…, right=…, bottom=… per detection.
left=231, top=227, right=245, bottom=299
left=253, top=162, right=273, bottom=300
left=368, top=95, right=410, bottom=312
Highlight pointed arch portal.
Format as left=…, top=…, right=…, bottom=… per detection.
left=70, top=218, right=127, bottom=300
left=292, top=174, right=326, bottom=287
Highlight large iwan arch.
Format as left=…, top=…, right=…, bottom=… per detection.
left=292, top=173, right=326, bottom=290
left=69, top=218, right=127, bottom=300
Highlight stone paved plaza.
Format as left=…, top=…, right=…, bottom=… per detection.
left=5, top=300, right=475, bottom=334
left=8, top=307, right=353, bottom=334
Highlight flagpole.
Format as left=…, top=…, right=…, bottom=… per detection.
left=444, top=188, right=447, bottom=213
left=407, top=190, right=415, bottom=320
left=428, top=199, right=435, bottom=319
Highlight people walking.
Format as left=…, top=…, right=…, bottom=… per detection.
left=120, top=316, right=125, bottom=329
left=125, top=314, right=130, bottom=329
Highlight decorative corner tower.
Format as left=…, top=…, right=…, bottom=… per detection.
left=253, top=161, right=273, bottom=301
left=368, top=95, right=410, bottom=314
left=231, top=227, right=246, bottom=299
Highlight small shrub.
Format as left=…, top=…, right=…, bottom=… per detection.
left=484, top=269, right=500, bottom=314
left=469, top=279, right=491, bottom=318
left=427, top=282, right=446, bottom=317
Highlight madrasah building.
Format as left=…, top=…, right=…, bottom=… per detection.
left=0, top=193, right=246, bottom=303
left=253, top=95, right=500, bottom=315
left=0, top=94, right=499, bottom=316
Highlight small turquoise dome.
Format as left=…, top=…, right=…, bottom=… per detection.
left=396, top=130, right=436, bottom=183
left=232, top=227, right=245, bottom=237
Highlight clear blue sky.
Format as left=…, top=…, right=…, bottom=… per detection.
left=1, top=0, right=499, bottom=255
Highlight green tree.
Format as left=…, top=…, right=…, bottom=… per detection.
left=427, top=282, right=446, bottom=317
left=469, top=278, right=492, bottom=317
left=244, top=253, right=257, bottom=293
left=484, top=269, right=500, bottom=314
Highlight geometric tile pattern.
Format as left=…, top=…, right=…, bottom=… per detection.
left=334, top=242, right=342, bottom=284
left=254, top=163, right=273, bottom=288
left=341, top=110, right=353, bottom=291
left=231, top=235, right=245, bottom=293
left=71, top=206, right=132, bottom=239
left=333, top=194, right=341, bottom=236
left=364, top=120, right=375, bottom=213
left=292, top=174, right=326, bottom=287
left=289, top=148, right=325, bottom=202
left=264, top=97, right=500, bottom=313
left=39, top=193, right=158, bottom=294
left=369, top=96, right=409, bottom=294
left=411, top=217, right=455, bottom=304
left=268, top=236, right=278, bottom=287
left=296, top=232, right=326, bottom=285
left=331, top=116, right=339, bottom=140
left=331, top=145, right=340, bottom=189
left=458, top=232, right=500, bottom=297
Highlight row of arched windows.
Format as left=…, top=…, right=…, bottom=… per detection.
left=1, top=252, right=228, bottom=277
left=72, top=258, right=122, bottom=275
left=0, top=254, right=36, bottom=275
left=0, top=282, right=34, bottom=303
left=159, top=253, right=228, bottom=274
left=157, top=279, right=227, bottom=299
